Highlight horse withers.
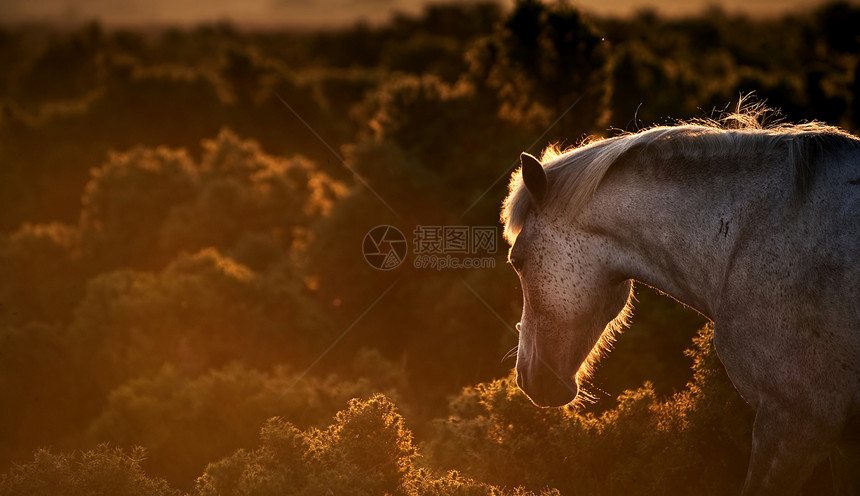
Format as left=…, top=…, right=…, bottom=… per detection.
left=501, top=116, right=860, bottom=494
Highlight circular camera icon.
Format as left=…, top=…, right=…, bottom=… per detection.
left=362, top=225, right=407, bottom=270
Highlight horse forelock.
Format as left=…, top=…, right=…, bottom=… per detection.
left=501, top=116, right=860, bottom=246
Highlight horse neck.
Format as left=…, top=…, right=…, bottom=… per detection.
left=580, top=150, right=789, bottom=319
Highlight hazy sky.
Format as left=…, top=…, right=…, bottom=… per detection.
left=0, top=0, right=840, bottom=27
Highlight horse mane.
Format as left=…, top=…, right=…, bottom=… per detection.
left=501, top=109, right=860, bottom=244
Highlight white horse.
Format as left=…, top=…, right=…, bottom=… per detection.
left=501, top=115, right=860, bottom=494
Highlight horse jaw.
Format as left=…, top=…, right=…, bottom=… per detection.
left=514, top=287, right=632, bottom=408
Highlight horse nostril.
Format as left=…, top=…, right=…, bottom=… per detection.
left=515, top=323, right=522, bottom=332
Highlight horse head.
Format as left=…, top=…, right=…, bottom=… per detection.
left=509, top=152, right=632, bottom=407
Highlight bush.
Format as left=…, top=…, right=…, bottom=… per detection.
left=0, top=445, right=179, bottom=496
left=86, top=351, right=408, bottom=488
left=67, top=248, right=327, bottom=393
left=429, top=325, right=754, bottom=495
left=195, top=394, right=553, bottom=496
left=80, top=145, right=199, bottom=269
left=0, top=222, right=84, bottom=325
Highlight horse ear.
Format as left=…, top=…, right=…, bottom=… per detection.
left=520, top=152, right=547, bottom=204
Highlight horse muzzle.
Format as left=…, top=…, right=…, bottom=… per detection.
left=515, top=359, right=579, bottom=407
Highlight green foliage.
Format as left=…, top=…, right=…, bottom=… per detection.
left=429, top=326, right=753, bottom=496
left=74, top=128, right=344, bottom=270
left=0, top=445, right=179, bottom=496
left=158, top=129, right=344, bottom=265
left=80, top=145, right=199, bottom=269
left=68, top=248, right=327, bottom=393
left=0, top=321, right=90, bottom=467
left=466, top=0, right=611, bottom=136
left=87, top=352, right=406, bottom=489
left=13, top=23, right=105, bottom=103
left=0, top=222, right=83, bottom=325
left=195, top=394, right=549, bottom=496
left=351, top=72, right=530, bottom=207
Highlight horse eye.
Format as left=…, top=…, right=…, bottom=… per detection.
left=509, top=256, right=524, bottom=271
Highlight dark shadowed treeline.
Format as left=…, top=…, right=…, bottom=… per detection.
left=1, top=1, right=857, bottom=494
